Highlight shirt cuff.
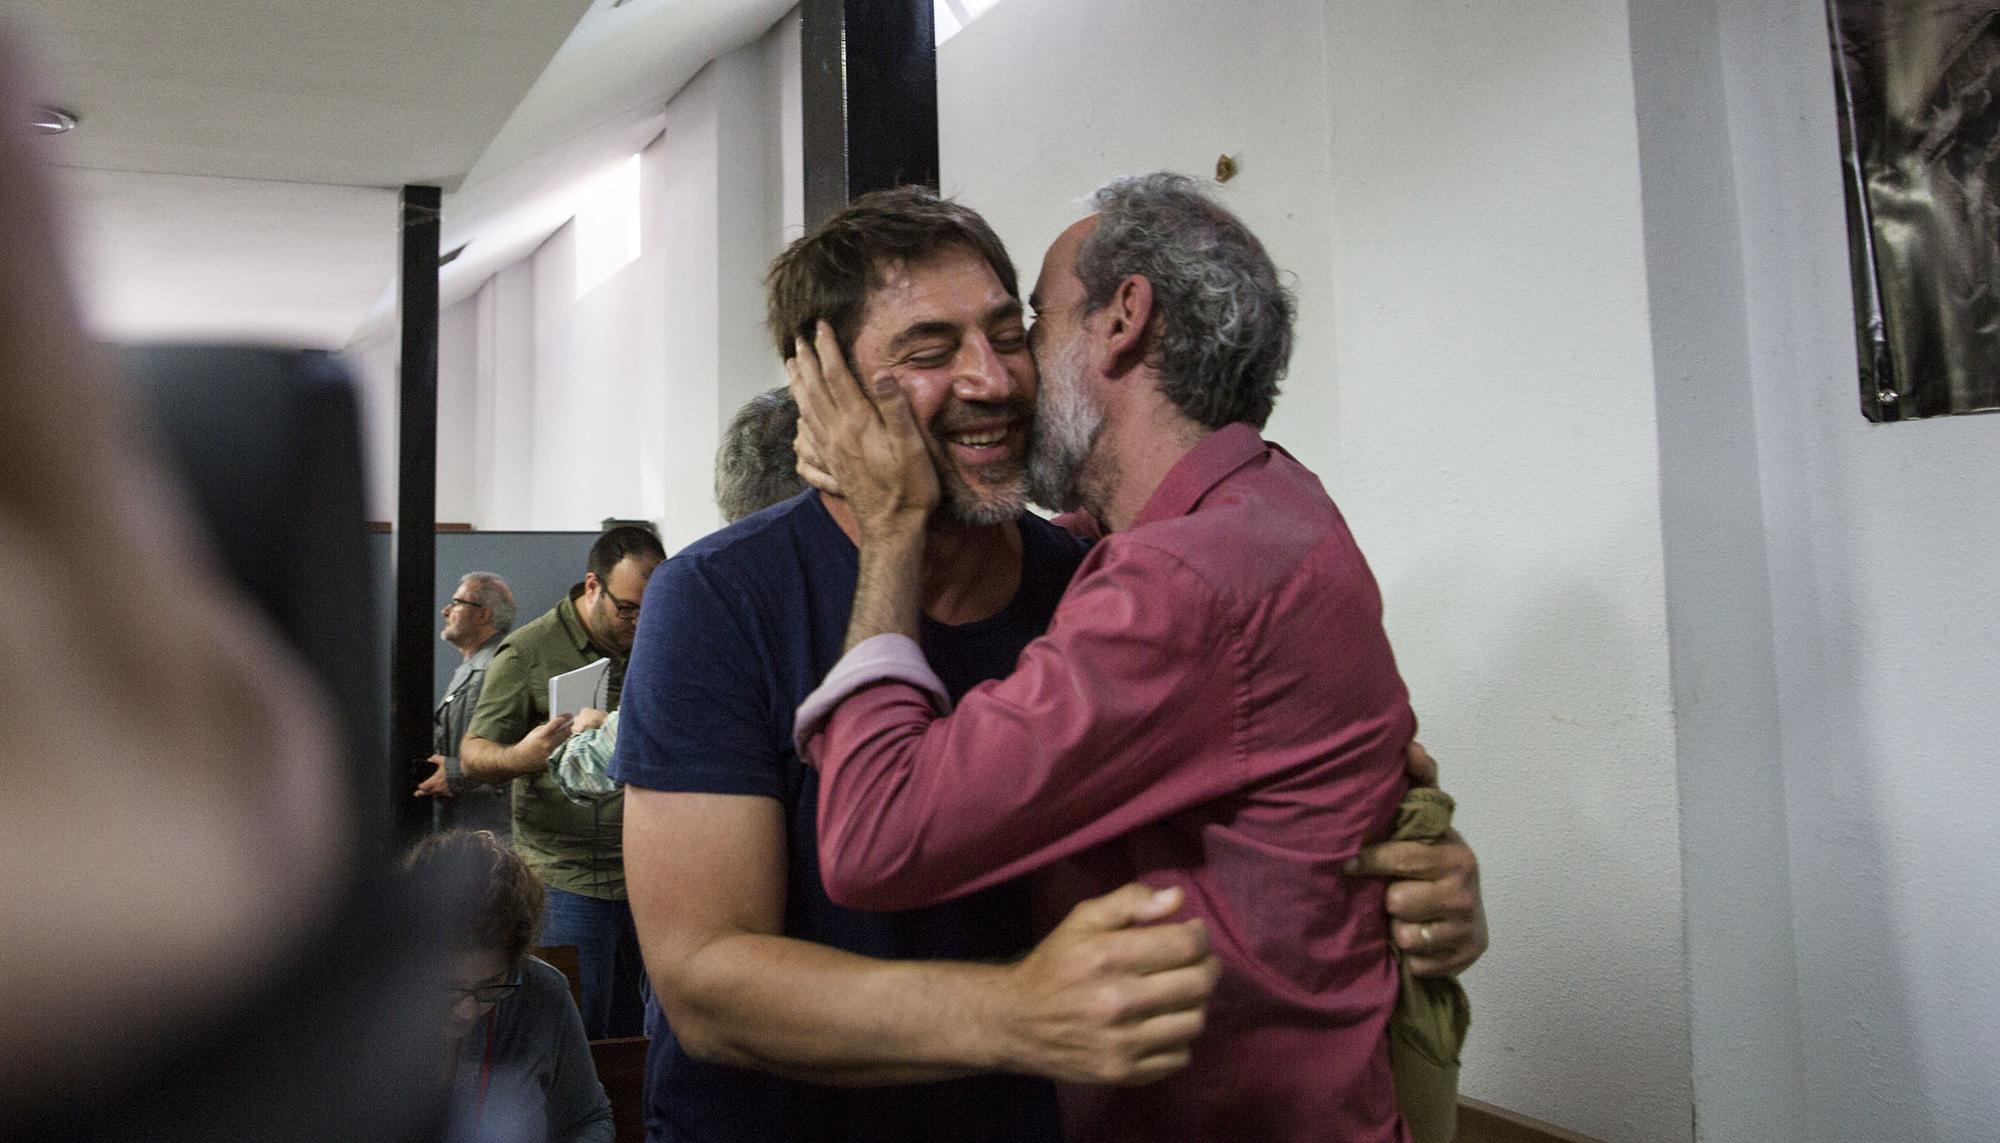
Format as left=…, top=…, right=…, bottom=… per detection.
left=794, top=633, right=950, bottom=766
left=1052, top=509, right=1105, bottom=542
left=443, top=752, right=469, bottom=794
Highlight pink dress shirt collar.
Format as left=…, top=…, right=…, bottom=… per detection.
left=1128, top=421, right=1269, bottom=530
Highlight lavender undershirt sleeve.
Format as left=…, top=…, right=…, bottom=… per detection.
left=793, top=633, right=951, bottom=765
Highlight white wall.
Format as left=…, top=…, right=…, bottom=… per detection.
left=1716, top=2, right=2000, bottom=1140
left=346, top=10, right=801, bottom=550
left=474, top=259, right=538, bottom=527
left=1320, top=6, right=1692, bottom=1139
left=434, top=297, right=482, bottom=523
left=939, top=0, right=1338, bottom=415
left=944, top=3, right=1691, bottom=1140
left=1628, top=0, right=1808, bottom=1138
left=348, top=324, right=398, bottom=522
left=349, top=287, right=500, bottom=525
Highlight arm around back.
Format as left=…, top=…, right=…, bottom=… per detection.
left=621, top=786, right=1219, bottom=1087
left=623, top=785, right=1004, bottom=1084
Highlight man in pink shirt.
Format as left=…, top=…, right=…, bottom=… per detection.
left=793, top=173, right=1427, bottom=1141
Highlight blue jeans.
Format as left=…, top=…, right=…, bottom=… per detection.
left=541, top=887, right=647, bottom=1039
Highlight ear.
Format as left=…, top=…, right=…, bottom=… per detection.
left=581, top=571, right=601, bottom=597
left=1093, top=274, right=1156, bottom=377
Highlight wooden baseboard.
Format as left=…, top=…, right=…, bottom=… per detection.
left=1456, top=1097, right=1608, bottom=1143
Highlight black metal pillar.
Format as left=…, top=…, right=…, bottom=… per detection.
left=390, top=184, right=442, bottom=849
left=801, top=0, right=938, bottom=227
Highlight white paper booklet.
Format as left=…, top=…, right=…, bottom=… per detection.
left=548, top=658, right=611, bottom=719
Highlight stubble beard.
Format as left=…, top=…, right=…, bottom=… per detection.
left=932, top=400, right=1031, bottom=527
left=1026, top=339, right=1105, bottom=515
left=441, top=613, right=475, bottom=652
left=586, top=595, right=632, bottom=655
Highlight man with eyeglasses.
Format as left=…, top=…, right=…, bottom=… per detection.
left=415, top=572, right=517, bottom=837
left=462, top=524, right=666, bottom=1039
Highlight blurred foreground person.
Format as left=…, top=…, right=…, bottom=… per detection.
left=0, top=33, right=451, bottom=1142
left=406, top=832, right=613, bottom=1143
left=0, top=32, right=350, bottom=1084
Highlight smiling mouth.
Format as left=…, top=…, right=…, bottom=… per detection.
left=943, top=427, right=1011, bottom=448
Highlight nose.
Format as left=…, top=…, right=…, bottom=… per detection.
left=951, top=335, right=1018, bottom=405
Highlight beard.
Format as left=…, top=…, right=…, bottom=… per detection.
left=1026, top=338, right=1105, bottom=514
left=587, top=594, right=636, bottom=653
left=932, top=399, right=1032, bottom=527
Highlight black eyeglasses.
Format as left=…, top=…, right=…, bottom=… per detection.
left=601, top=586, right=643, bottom=619
left=447, top=597, right=485, bottom=611
left=450, top=967, right=523, bottom=1005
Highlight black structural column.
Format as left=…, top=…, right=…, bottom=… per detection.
left=390, top=183, right=442, bottom=849
left=801, top=0, right=938, bottom=227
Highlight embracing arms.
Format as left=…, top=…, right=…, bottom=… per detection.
left=623, top=786, right=1219, bottom=1086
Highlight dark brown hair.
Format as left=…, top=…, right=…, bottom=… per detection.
left=764, top=186, right=1020, bottom=361
left=587, top=524, right=665, bottom=584
left=403, top=829, right=545, bottom=966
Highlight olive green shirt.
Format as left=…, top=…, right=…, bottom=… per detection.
left=466, top=585, right=627, bottom=899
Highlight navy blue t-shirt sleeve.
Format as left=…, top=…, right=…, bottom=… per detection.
left=611, top=553, right=782, bottom=798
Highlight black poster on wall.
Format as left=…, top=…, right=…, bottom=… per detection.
left=1826, top=1, right=2000, bottom=422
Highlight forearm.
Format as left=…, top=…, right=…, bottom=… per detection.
left=808, top=546, right=1234, bottom=912
left=842, top=522, right=924, bottom=652
left=458, top=733, right=550, bottom=783
left=812, top=683, right=1039, bottom=911
left=661, top=930, right=1017, bottom=1085
left=625, top=788, right=1057, bottom=1087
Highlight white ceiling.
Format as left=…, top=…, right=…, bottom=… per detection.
left=3, top=0, right=793, bottom=349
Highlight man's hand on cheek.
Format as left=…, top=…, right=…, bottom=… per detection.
left=787, top=320, right=940, bottom=536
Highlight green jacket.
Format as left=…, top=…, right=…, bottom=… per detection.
left=1387, top=787, right=1473, bottom=1143
left=466, top=586, right=627, bottom=899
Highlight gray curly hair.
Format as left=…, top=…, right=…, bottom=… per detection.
left=715, top=387, right=807, bottom=522
left=459, top=572, right=515, bottom=634
left=1074, top=173, right=1294, bottom=429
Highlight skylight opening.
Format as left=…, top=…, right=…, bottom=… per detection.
left=575, top=154, right=642, bottom=300
left=934, top=0, right=1005, bottom=46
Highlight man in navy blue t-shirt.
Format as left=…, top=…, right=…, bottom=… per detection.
left=612, top=191, right=1222, bottom=1143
